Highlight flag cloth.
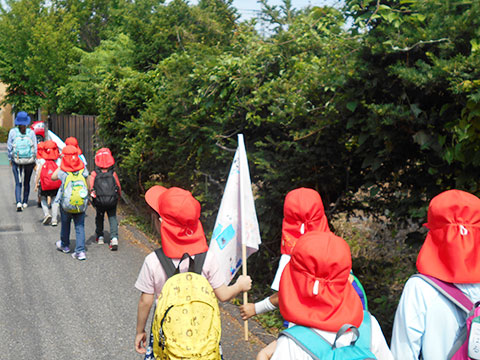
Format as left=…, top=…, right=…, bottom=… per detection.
left=209, top=134, right=262, bottom=284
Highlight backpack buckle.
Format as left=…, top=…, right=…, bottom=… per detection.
left=159, top=328, right=166, bottom=350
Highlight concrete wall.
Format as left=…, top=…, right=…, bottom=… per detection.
left=0, top=83, right=13, bottom=128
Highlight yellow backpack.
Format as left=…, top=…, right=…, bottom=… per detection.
left=152, top=249, right=222, bottom=360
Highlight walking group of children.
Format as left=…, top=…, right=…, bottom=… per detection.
left=8, top=112, right=480, bottom=359
left=8, top=111, right=122, bottom=262
left=134, top=184, right=480, bottom=360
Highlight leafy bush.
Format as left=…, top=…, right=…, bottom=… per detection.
left=0, top=126, right=8, bottom=142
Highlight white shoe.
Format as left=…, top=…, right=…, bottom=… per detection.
left=109, top=237, right=118, bottom=251
left=22, top=203, right=28, bottom=209
left=51, top=220, right=58, bottom=227
left=42, top=214, right=52, bottom=225
left=96, top=236, right=104, bottom=245
left=16, top=202, right=23, bottom=212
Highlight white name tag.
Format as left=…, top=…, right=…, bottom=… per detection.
left=468, top=319, right=480, bottom=359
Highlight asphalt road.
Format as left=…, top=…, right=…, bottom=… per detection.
left=0, top=143, right=268, bottom=359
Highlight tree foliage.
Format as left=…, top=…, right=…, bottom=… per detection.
left=2, top=0, right=480, bottom=340
left=0, top=0, right=78, bottom=112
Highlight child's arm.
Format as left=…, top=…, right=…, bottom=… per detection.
left=256, top=341, right=277, bottom=360
left=213, top=275, right=252, bottom=302
left=51, top=167, right=60, bottom=181
left=113, top=171, right=122, bottom=196
left=240, top=292, right=279, bottom=320
left=135, top=292, right=155, bottom=354
left=34, top=168, right=41, bottom=191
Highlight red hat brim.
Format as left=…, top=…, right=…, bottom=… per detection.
left=145, top=185, right=167, bottom=215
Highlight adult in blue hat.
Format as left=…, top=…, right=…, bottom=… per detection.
left=7, top=111, right=37, bottom=211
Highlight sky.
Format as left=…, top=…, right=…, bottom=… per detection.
left=231, top=0, right=342, bottom=19
left=166, top=0, right=343, bottom=20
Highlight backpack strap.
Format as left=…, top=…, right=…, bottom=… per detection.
left=351, top=273, right=368, bottom=311
left=155, top=248, right=177, bottom=279
left=413, top=274, right=475, bottom=360
left=280, top=311, right=373, bottom=359
left=280, top=326, right=327, bottom=360
left=413, top=274, right=473, bottom=313
left=154, top=248, right=208, bottom=279
left=190, top=251, right=207, bottom=275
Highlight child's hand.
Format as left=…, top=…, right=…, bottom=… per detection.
left=236, top=275, right=252, bottom=292
left=134, top=331, right=147, bottom=354
left=239, top=302, right=256, bottom=320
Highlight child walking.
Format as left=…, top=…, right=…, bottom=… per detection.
left=134, top=185, right=252, bottom=357
left=268, top=231, right=393, bottom=360
left=240, top=187, right=331, bottom=321
left=52, top=145, right=89, bottom=261
left=34, top=140, right=61, bottom=225
left=34, top=141, right=45, bottom=208
left=391, top=189, right=480, bottom=359
left=89, top=148, right=121, bottom=250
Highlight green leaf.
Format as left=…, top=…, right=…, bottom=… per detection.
left=410, top=104, right=422, bottom=118
left=346, top=101, right=358, bottom=112
left=471, top=39, right=480, bottom=53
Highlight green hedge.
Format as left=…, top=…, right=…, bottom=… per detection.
left=0, top=126, right=8, bottom=143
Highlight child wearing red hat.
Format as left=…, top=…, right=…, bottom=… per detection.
left=240, top=188, right=331, bottom=321
left=51, top=145, right=89, bottom=260
left=269, top=231, right=393, bottom=360
left=64, top=136, right=88, bottom=167
left=134, top=185, right=253, bottom=356
left=34, top=141, right=46, bottom=208
left=34, top=140, right=61, bottom=225
left=88, top=148, right=121, bottom=250
left=391, top=190, right=480, bottom=359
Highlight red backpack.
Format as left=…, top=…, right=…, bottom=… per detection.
left=40, top=159, right=61, bottom=191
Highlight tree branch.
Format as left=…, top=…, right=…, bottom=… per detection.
left=390, top=38, right=450, bottom=52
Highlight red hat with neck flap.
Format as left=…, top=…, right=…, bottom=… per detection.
left=145, top=186, right=208, bottom=258
left=281, top=188, right=330, bottom=255
left=279, top=231, right=363, bottom=332
left=417, top=189, right=480, bottom=283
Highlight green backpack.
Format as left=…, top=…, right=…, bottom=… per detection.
left=61, top=171, right=88, bottom=213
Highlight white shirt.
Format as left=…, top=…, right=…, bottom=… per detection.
left=271, top=313, right=394, bottom=360
left=391, top=276, right=480, bottom=360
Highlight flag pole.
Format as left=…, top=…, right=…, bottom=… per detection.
left=242, top=243, right=249, bottom=341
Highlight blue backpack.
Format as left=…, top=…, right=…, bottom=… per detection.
left=12, top=128, right=35, bottom=164
left=279, top=311, right=376, bottom=360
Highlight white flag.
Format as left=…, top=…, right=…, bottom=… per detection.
left=209, top=134, right=262, bottom=284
